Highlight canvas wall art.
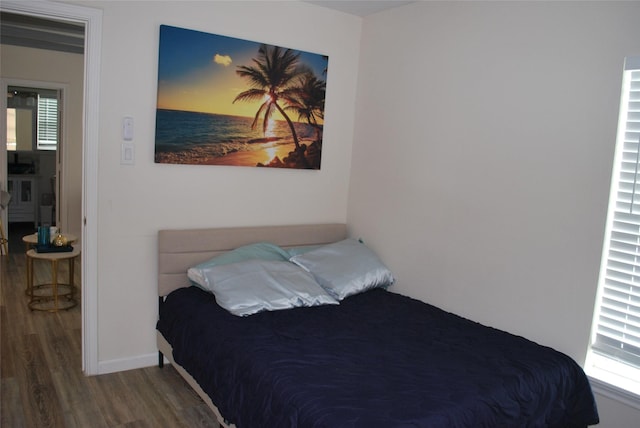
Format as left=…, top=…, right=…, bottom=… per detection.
left=154, top=25, right=328, bottom=169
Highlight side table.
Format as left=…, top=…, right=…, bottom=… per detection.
left=26, top=246, right=80, bottom=312
left=22, top=233, right=78, bottom=295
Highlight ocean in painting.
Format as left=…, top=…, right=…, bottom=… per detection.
left=155, top=109, right=317, bottom=159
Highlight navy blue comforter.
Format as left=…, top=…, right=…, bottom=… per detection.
left=157, top=287, right=599, bottom=428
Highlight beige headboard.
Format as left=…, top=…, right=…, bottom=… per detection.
left=158, top=223, right=347, bottom=296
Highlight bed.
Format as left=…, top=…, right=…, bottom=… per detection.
left=156, top=223, right=599, bottom=428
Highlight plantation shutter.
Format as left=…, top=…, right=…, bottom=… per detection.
left=37, top=90, right=58, bottom=151
left=593, top=57, right=640, bottom=368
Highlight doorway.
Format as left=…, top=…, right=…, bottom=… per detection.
left=1, top=10, right=84, bottom=241
left=0, top=0, right=102, bottom=375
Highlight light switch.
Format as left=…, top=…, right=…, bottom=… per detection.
left=121, top=142, right=135, bottom=165
left=122, top=116, right=134, bottom=141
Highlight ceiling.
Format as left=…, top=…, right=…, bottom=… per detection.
left=0, top=12, right=84, bottom=54
left=0, top=2, right=413, bottom=55
left=306, top=1, right=415, bottom=16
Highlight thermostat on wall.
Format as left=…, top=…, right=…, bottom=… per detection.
left=122, top=116, right=134, bottom=141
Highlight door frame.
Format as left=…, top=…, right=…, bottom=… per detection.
left=2, top=79, right=68, bottom=230
left=1, top=1, right=102, bottom=375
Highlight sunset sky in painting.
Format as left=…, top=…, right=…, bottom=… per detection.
left=156, top=25, right=328, bottom=119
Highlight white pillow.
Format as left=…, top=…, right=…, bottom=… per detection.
left=199, top=260, right=338, bottom=316
left=290, top=238, right=394, bottom=300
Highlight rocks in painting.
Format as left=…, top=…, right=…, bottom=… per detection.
left=305, top=141, right=322, bottom=169
left=278, top=141, right=322, bottom=169
left=258, top=156, right=285, bottom=168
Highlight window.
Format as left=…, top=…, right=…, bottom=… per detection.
left=36, top=94, right=58, bottom=151
left=6, top=108, right=17, bottom=151
left=6, top=87, right=59, bottom=151
left=588, top=56, right=640, bottom=402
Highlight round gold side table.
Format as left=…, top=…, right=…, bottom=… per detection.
left=22, top=233, right=78, bottom=296
left=26, top=246, right=80, bottom=312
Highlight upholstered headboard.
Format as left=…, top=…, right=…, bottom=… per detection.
left=157, top=223, right=347, bottom=296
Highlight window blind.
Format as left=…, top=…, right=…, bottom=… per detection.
left=37, top=92, right=58, bottom=151
left=593, top=58, right=640, bottom=369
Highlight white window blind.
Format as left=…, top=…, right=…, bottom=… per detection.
left=37, top=92, right=58, bottom=151
left=592, top=57, right=640, bottom=371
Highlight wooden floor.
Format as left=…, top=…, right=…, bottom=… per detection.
left=0, top=250, right=220, bottom=427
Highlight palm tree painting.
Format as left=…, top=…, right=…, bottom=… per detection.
left=155, top=25, right=328, bottom=169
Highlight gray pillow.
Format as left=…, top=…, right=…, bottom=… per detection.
left=198, top=260, right=338, bottom=316
left=290, top=238, right=394, bottom=300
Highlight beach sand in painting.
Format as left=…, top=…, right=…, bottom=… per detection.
left=155, top=139, right=321, bottom=169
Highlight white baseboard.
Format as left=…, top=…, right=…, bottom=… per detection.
left=97, top=352, right=161, bottom=375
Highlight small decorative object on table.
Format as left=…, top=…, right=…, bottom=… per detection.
left=35, top=228, right=72, bottom=253
left=53, top=232, right=68, bottom=247
left=37, top=226, right=50, bottom=246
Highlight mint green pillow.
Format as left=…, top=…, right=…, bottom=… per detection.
left=290, top=238, right=395, bottom=300
left=187, top=242, right=290, bottom=288
left=200, top=260, right=338, bottom=316
left=286, top=245, right=321, bottom=258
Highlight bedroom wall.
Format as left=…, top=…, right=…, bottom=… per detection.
left=0, top=44, right=84, bottom=237
left=347, top=1, right=640, bottom=426
left=75, top=1, right=361, bottom=372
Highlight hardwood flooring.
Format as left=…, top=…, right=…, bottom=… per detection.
left=0, top=250, right=219, bottom=427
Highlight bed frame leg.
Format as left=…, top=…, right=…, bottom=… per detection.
left=158, top=295, right=165, bottom=368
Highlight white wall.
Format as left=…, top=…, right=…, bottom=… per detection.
left=10, top=0, right=634, bottom=424
left=80, top=1, right=361, bottom=370
left=1, top=44, right=84, bottom=236
left=348, top=1, right=640, bottom=426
